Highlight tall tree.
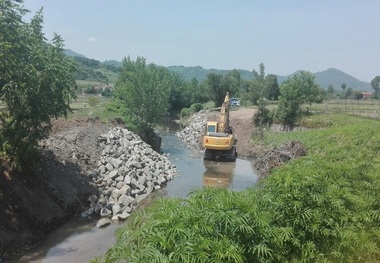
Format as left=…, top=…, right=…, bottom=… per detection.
left=346, top=87, right=353, bottom=98
left=224, top=69, right=241, bottom=98
left=205, top=70, right=243, bottom=106
left=277, top=71, right=321, bottom=130
left=249, top=63, right=279, bottom=103
left=371, top=76, right=380, bottom=99
left=113, top=56, right=172, bottom=136
left=206, top=73, right=226, bottom=106
left=249, top=63, right=266, bottom=104
left=0, top=2, right=77, bottom=166
left=264, top=74, right=280, bottom=101
left=327, top=84, right=335, bottom=98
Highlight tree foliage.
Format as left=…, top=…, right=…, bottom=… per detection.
left=206, top=70, right=240, bottom=106
left=0, top=1, right=77, bottom=166
left=371, top=76, right=380, bottom=99
left=111, top=56, right=175, bottom=136
left=247, top=63, right=280, bottom=104
left=276, top=71, right=321, bottom=130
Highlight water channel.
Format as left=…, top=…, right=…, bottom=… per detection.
left=10, top=124, right=258, bottom=263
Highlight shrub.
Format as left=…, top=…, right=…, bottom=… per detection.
left=87, top=96, right=100, bottom=107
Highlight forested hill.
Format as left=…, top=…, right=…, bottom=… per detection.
left=63, top=49, right=371, bottom=91
left=167, top=65, right=372, bottom=91
left=166, top=66, right=255, bottom=83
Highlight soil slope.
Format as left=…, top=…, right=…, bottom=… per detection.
left=0, top=118, right=110, bottom=258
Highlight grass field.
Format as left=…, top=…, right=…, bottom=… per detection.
left=306, top=99, right=380, bottom=119
left=68, top=94, right=120, bottom=121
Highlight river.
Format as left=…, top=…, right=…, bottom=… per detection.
left=10, top=124, right=258, bottom=263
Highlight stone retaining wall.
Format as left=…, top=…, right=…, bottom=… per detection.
left=81, top=127, right=177, bottom=227
left=175, top=111, right=207, bottom=156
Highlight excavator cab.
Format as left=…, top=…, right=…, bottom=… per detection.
left=206, top=122, right=218, bottom=134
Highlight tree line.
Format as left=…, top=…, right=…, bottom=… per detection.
left=2, top=0, right=380, bottom=166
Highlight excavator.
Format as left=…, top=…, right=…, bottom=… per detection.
left=203, top=92, right=237, bottom=162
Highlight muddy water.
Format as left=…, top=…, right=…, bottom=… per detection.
left=10, top=125, right=258, bottom=263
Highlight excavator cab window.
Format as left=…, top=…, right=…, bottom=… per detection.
left=207, top=124, right=216, bottom=133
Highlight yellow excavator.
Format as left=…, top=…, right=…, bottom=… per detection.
left=203, top=92, right=237, bottom=162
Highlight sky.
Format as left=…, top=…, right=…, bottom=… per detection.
left=23, top=0, right=380, bottom=82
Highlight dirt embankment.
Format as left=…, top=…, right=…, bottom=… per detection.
left=0, top=118, right=110, bottom=257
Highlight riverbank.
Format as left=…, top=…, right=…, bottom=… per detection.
left=1, top=107, right=305, bottom=258
left=176, top=108, right=307, bottom=176
left=0, top=118, right=177, bottom=257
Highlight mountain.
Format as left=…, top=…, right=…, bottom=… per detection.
left=63, top=49, right=372, bottom=91
left=314, top=68, right=371, bottom=91
left=166, top=66, right=255, bottom=83
left=167, top=66, right=371, bottom=91
left=103, top=60, right=123, bottom=68
left=64, top=49, right=86, bottom=58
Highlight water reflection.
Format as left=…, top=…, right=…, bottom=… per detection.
left=203, top=160, right=236, bottom=188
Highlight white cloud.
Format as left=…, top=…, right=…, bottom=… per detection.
left=88, top=37, right=97, bottom=43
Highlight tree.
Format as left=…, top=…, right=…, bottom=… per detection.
left=0, top=2, right=77, bottom=166
left=277, top=71, right=321, bottom=130
left=341, top=83, right=347, bottom=98
left=112, top=56, right=172, bottom=138
left=354, top=91, right=364, bottom=105
left=341, top=83, right=346, bottom=92
left=167, top=73, right=188, bottom=112
left=206, top=73, right=224, bottom=105
left=87, top=96, right=100, bottom=107
left=206, top=73, right=238, bottom=106
left=248, top=63, right=279, bottom=104
left=188, top=77, right=207, bottom=105
left=224, top=69, right=241, bottom=98
left=248, top=63, right=266, bottom=104
left=327, top=84, right=335, bottom=98
left=346, top=87, right=353, bottom=98
left=371, top=76, right=380, bottom=99
left=253, top=98, right=273, bottom=139
left=265, top=74, right=280, bottom=101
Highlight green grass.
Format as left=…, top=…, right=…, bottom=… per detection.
left=307, top=99, right=380, bottom=119
left=68, top=95, right=121, bottom=122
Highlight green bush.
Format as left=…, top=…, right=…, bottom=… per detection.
left=190, top=102, right=203, bottom=112
left=87, top=96, right=100, bottom=107
left=202, top=101, right=216, bottom=110
left=181, top=103, right=204, bottom=118
left=180, top=107, right=192, bottom=118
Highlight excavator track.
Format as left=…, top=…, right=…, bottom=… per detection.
left=203, top=145, right=237, bottom=162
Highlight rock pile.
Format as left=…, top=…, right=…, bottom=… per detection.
left=81, top=127, right=178, bottom=226
left=176, top=111, right=207, bottom=153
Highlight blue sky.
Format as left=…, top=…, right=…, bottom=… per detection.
left=23, top=0, right=379, bottom=82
